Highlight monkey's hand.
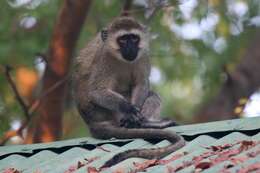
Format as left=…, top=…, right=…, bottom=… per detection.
left=119, top=113, right=145, bottom=128
left=119, top=101, right=140, bottom=114
left=119, top=102, right=145, bottom=128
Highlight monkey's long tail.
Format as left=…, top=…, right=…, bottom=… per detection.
left=96, top=125, right=185, bottom=168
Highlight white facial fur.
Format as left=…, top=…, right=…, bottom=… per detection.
left=106, top=29, right=149, bottom=63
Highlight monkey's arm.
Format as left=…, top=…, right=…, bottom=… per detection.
left=131, top=80, right=178, bottom=128
left=90, top=89, right=139, bottom=114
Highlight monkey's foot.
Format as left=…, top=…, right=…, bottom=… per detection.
left=160, top=118, right=179, bottom=127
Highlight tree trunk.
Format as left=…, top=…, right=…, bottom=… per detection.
left=25, top=0, right=92, bottom=143
left=195, top=30, right=260, bottom=123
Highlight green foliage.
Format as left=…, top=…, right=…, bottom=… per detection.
left=0, top=0, right=61, bottom=136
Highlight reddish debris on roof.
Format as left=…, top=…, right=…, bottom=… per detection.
left=1, top=118, right=260, bottom=173
left=237, top=163, right=260, bottom=173
left=129, top=153, right=185, bottom=172
left=3, top=168, right=21, bottom=173
left=127, top=140, right=260, bottom=173
left=87, top=167, right=100, bottom=173
left=64, top=157, right=100, bottom=173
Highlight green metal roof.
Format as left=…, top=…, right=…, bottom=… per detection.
left=0, top=117, right=260, bottom=173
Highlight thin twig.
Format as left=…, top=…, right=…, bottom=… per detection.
left=0, top=119, right=29, bottom=145
left=0, top=65, right=68, bottom=145
left=0, top=65, right=31, bottom=145
left=121, top=0, right=133, bottom=16
left=4, top=65, right=30, bottom=120
left=0, top=130, right=18, bottom=145
left=28, top=76, right=68, bottom=114
left=120, top=0, right=180, bottom=24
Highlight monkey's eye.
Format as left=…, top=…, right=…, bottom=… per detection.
left=132, top=37, right=140, bottom=43
left=118, top=38, right=127, bottom=44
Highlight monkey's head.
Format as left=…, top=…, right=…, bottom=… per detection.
left=101, top=17, right=149, bottom=63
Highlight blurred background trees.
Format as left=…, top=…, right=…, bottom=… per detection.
left=0, top=0, right=260, bottom=145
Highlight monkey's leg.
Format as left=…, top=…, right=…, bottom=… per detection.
left=90, top=89, right=135, bottom=113
left=140, top=91, right=178, bottom=128
left=89, top=122, right=185, bottom=168
left=141, top=91, right=161, bottom=120
left=122, top=91, right=164, bottom=128
left=90, top=89, right=144, bottom=125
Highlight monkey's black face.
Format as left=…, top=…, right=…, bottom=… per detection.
left=117, top=34, right=140, bottom=61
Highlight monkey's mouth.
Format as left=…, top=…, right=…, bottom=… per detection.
left=120, top=48, right=139, bottom=61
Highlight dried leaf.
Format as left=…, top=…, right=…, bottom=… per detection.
left=219, top=168, right=232, bottom=173
left=220, top=148, right=241, bottom=157
left=195, top=161, right=212, bottom=170
left=192, top=152, right=213, bottom=164
left=87, top=167, right=99, bottom=173
left=77, top=161, right=85, bottom=169
left=247, top=149, right=260, bottom=157
left=64, top=165, right=77, bottom=173
left=158, top=153, right=184, bottom=164
left=85, top=157, right=100, bottom=165
left=209, top=145, right=222, bottom=151
left=112, top=168, right=125, bottom=173
left=224, top=164, right=234, bottom=169
left=239, top=140, right=255, bottom=150
left=208, top=144, right=233, bottom=151
left=237, top=163, right=260, bottom=173
left=229, top=156, right=248, bottom=164
left=174, top=161, right=193, bottom=172
left=211, top=156, right=229, bottom=164
left=133, top=159, right=158, bottom=171
left=3, top=168, right=21, bottom=173
left=96, top=146, right=110, bottom=152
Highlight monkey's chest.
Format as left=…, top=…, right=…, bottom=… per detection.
left=114, top=76, right=133, bottom=99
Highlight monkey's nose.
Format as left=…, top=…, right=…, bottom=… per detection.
left=121, top=47, right=138, bottom=61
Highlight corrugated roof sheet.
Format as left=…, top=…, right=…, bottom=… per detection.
left=0, top=117, right=260, bottom=173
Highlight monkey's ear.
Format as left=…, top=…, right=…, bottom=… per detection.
left=101, top=28, right=108, bottom=42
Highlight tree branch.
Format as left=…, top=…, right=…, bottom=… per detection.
left=28, top=76, right=68, bottom=114
left=4, top=65, right=30, bottom=120
left=196, top=30, right=260, bottom=122
left=27, top=0, right=92, bottom=143
left=0, top=65, right=68, bottom=145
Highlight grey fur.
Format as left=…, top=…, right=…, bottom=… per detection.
left=72, top=16, right=185, bottom=168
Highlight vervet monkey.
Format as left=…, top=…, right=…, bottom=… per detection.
left=73, top=16, right=185, bottom=167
